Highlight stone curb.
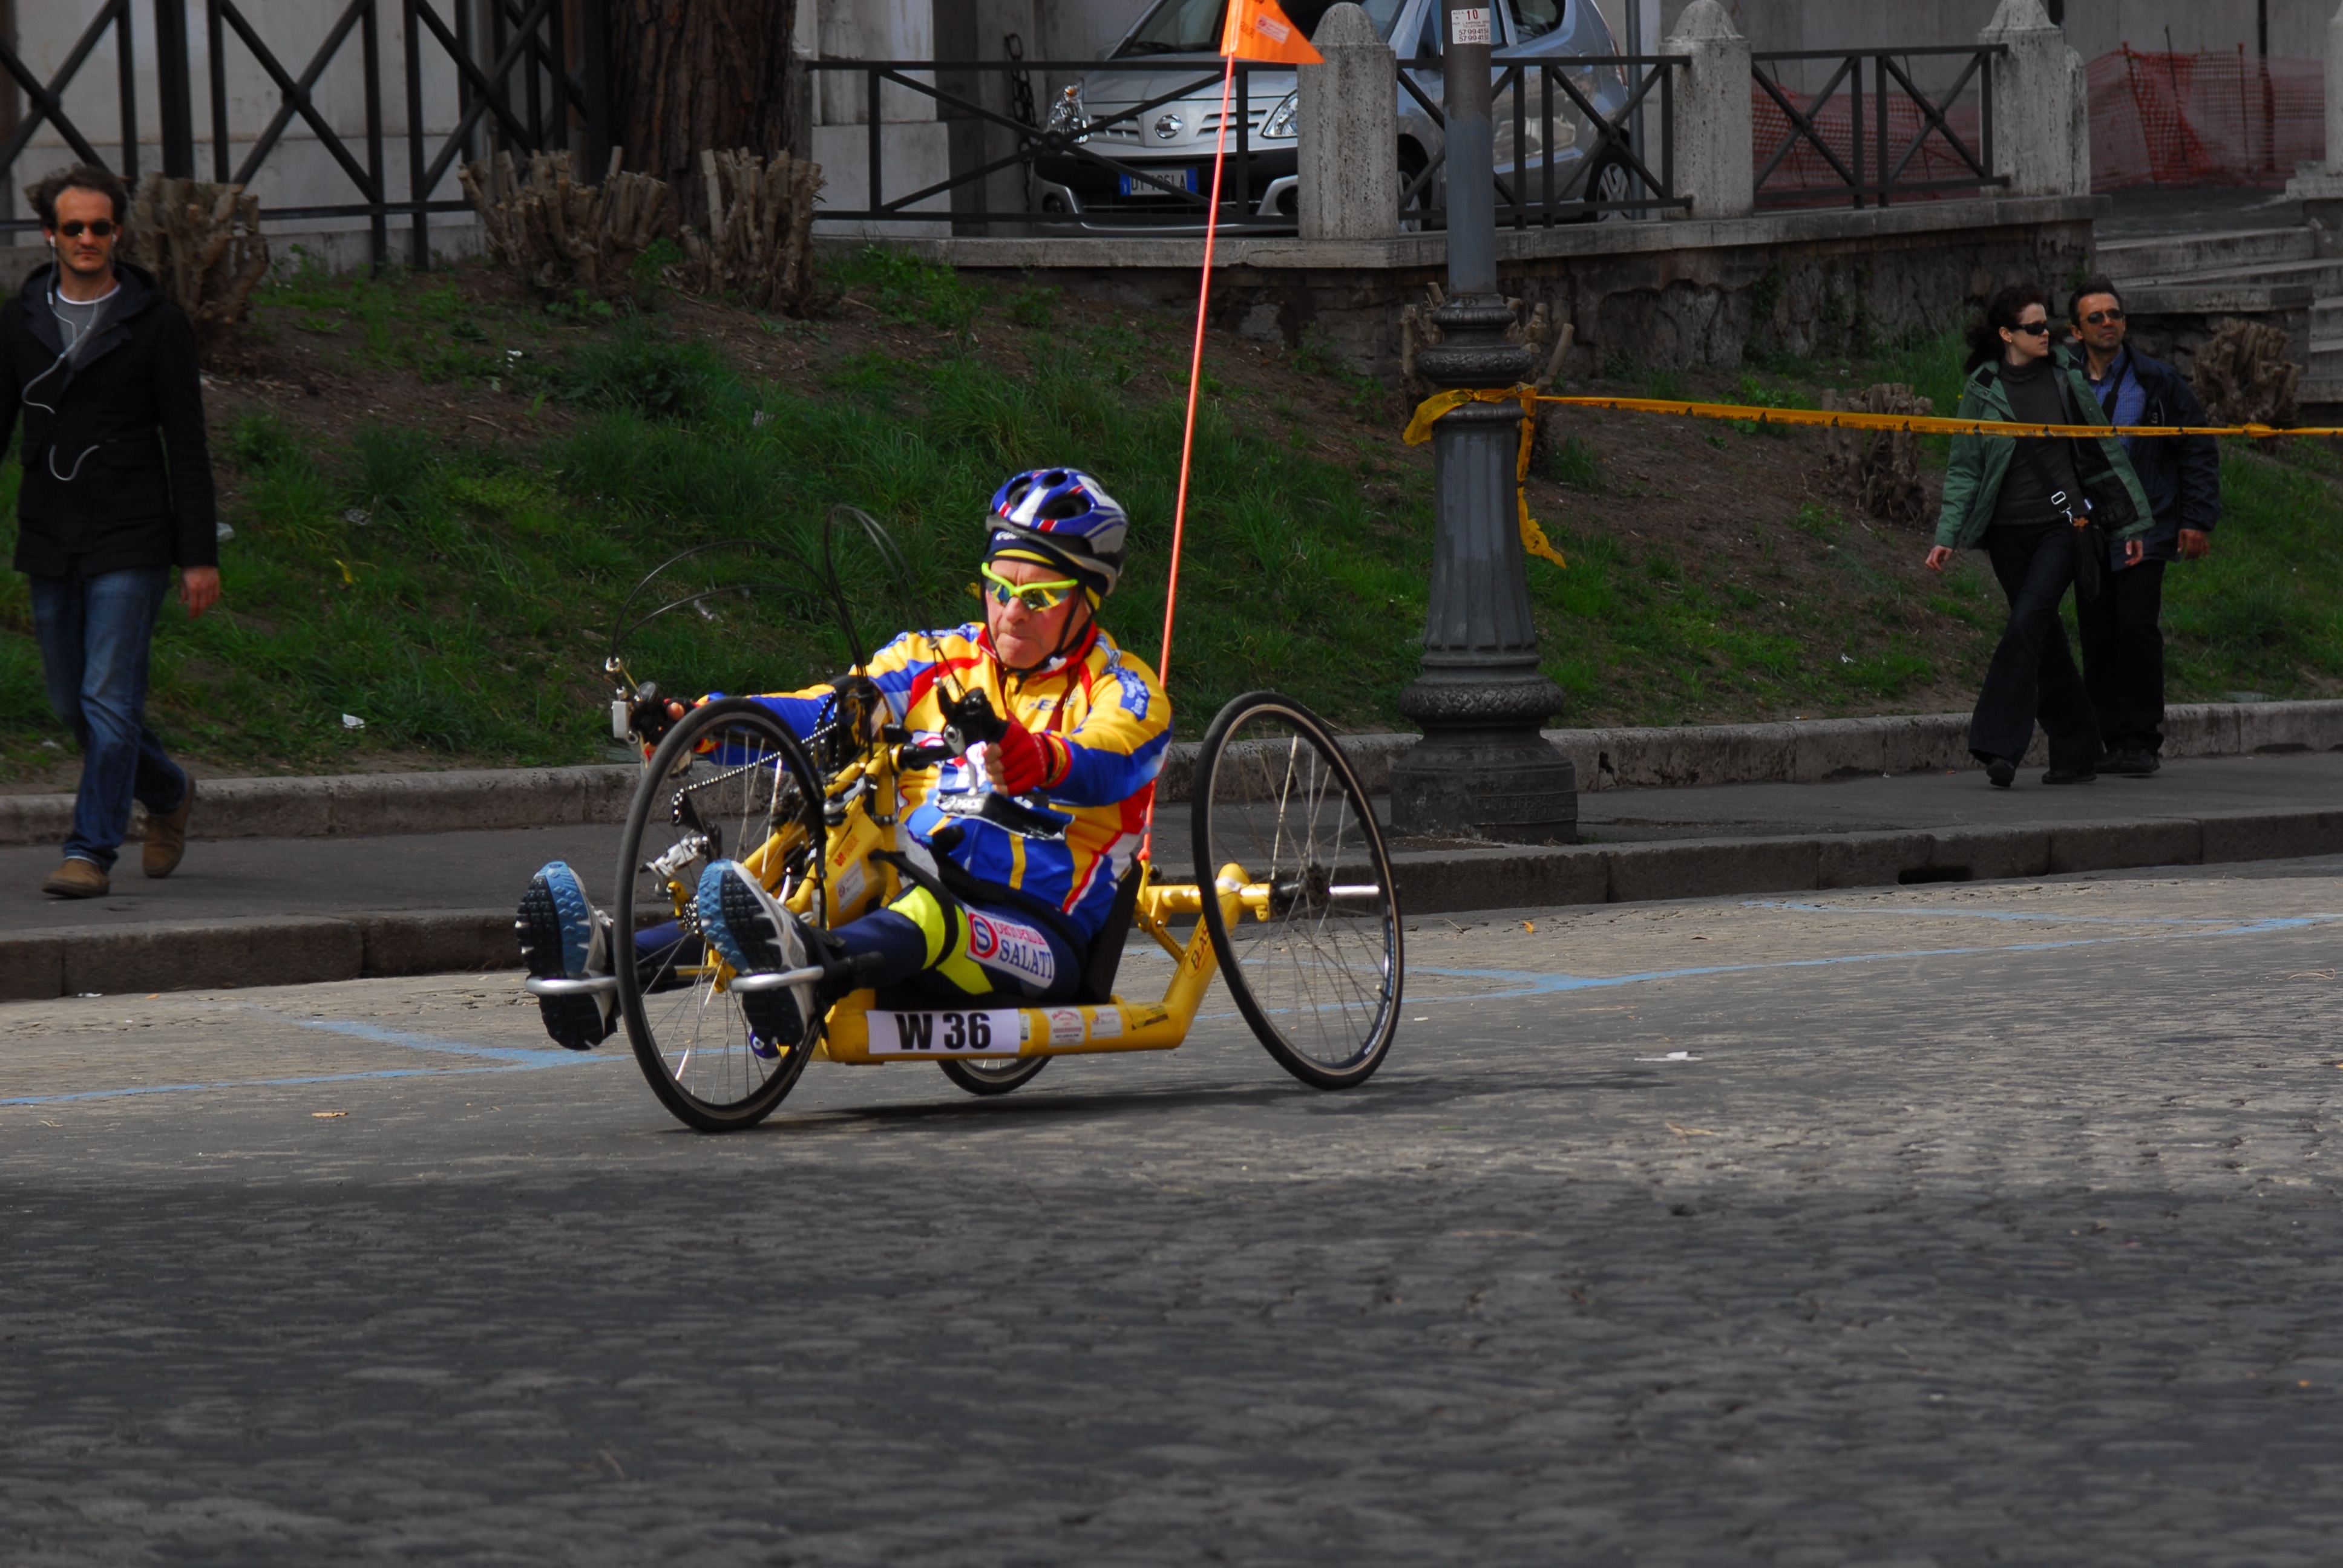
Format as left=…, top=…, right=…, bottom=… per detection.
left=0, top=765, right=641, bottom=849
left=8, top=699, right=2339, bottom=849
left=10, top=806, right=2341, bottom=999
left=0, top=909, right=514, bottom=1002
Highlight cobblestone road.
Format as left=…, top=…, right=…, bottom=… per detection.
left=7, top=865, right=2343, bottom=1565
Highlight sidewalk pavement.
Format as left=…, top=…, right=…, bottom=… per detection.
left=5, top=752, right=2341, bottom=999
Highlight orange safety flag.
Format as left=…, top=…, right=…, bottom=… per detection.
left=1221, top=0, right=1323, bottom=63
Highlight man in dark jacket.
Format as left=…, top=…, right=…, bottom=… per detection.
left=2065, top=276, right=2220, bottom=777
left=3, top=164, right=218, bottom=897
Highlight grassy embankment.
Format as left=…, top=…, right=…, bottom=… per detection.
left=0, top=248, right=2335, bottom=782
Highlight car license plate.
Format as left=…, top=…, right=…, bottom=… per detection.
left=1119, top=167, right=1197, bottom=196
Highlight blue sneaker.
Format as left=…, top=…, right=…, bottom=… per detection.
left=695, top=860, right=816, bottom=1056
left=516, top=861, right=616, bottom=1051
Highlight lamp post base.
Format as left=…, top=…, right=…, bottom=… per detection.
left=1389, top=670, right=1577, bottom=843
left=1389, top=728, right=1579, bottom=843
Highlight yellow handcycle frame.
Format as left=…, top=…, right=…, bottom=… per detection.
left=645, top=722, right=1283, bottom=1069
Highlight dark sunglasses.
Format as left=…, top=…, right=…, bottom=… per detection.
left=56, top=219, right=117, bottom=238
left=2010, top=320, right=2053, bottom=337
left=2082, top=307, right=2125, bottom=325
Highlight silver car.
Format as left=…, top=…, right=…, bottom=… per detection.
left=1034, top=0, right=1634, bottom=232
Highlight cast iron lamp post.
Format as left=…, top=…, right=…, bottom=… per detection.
left=1386, top=2, right=1578, bottom=841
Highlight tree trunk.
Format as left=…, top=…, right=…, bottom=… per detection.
left=609, top=0, right=799, bottom=225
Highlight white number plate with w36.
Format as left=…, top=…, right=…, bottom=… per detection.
left=867, top=1008, right=1024, bottom=1057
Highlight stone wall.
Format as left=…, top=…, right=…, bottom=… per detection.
left=871, top=195, right=2103, bottom=383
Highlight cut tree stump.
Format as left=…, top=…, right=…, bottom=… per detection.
left=677, top=148, right=823, bottom=316
left=122, top=177, right=269, bottom=358
left=459, top=149, right=673, bottom=301
left=2192, top=317, right=2300, bottom=430
left=1821, top=384, right=1935, bottom=526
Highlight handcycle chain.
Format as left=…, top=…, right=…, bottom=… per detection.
left=670, top=756, right=801, bottom=822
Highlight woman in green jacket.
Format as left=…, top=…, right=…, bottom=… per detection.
left=1924, top=283, right=2152, bottom=787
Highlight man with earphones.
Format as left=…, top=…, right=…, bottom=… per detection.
left=2, top=164, right=217, bottom=898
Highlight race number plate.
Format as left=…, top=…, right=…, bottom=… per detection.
left=867, top=1008, right=1024, bottom=1057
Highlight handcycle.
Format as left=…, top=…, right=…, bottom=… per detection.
left=527, top=521, right=1405, bottom=1133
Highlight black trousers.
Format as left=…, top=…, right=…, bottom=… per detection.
left=2076, top=558, right=2166, bottom=754
left=1969, top=521, right=2101, bottom=771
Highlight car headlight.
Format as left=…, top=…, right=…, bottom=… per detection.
left=1260, top=91, right=1299, bottom=140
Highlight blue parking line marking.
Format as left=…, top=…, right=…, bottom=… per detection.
left=2, top=1008, right=620, bottom=1108
left=3, top=1064, right=523, bottom=1107
left=261, top=1011, right=582, bottom=1064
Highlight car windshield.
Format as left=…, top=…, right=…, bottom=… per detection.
left=1112, top=0, right=1409, bottom=56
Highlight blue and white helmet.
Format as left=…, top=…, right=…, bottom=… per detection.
left=986, top=468, right=1130, bottom=596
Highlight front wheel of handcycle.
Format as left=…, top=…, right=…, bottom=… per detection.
left=615, top=697, right=827, bottom=1132
left=1192, top=691, right=1403, bottom=1089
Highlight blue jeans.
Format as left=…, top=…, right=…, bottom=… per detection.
left=30, top=566, right=189, bottom=872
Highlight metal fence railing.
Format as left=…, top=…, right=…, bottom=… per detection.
left=1395, top=54, right=1685, bottom=227
left=809, top=53, right=1686, bottom=233
left=804, top=58, right=1299, bottom=230
left=2, top=0, right=608, bottom=266
left=1752, top=45, right=2006, bottom=208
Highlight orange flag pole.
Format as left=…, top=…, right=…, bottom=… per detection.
left=1147, top=0, right=1318, bottom=863
left=1158, top=54, right=1235, bottom=693
left=1142, top=54, right=1230, bottom=866
left=1159, top=0, right=1320, bottom=691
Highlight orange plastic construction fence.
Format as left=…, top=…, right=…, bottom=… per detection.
left=2089, top=47, right=2323, bottom=191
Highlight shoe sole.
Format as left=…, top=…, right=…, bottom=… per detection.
left=704, top=864, right=807, bottom=1050
left=516, top=878, right=609, bottom=1052
left=42, top=877, right=109, bottom=898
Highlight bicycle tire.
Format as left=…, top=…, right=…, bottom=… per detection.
left=615, top=697, right=826, bottom=1132
left=1191, top=691, right=1403, bottom=1090
left=937, top=1056, right=1050, bottom=1097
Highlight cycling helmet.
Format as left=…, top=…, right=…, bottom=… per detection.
left=985, top=468, right=1130, bottom=596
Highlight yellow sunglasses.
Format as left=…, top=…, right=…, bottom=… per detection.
left=980, top=563, right=1083, bottom=613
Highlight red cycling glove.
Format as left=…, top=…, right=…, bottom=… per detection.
left=988, top=720, right=1063, bottom=795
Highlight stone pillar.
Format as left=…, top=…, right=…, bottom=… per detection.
left=1386, top=1, right=1576, bottom=844
left=2284, top=4, right=2343, bottom=252
left=2329, top=4, right=2343, bottom=174
left=1299, top=3, right=1398, bottom=241
left=1982, top=0, right=2087, bottom=198
left=1662, top=0, right=1752, bottom=220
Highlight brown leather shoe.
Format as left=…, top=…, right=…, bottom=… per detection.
left=42, top=858, right=110, bottom=898
left=144, top=778, right=195, bottom=878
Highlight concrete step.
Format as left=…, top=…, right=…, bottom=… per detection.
left=2099, top=224, right=2316, bottom=281
left=2310, top=339, right=2343, bottom=378
left=2144, top=255, right=2343, bottom=292
left=2117, top=254, right=2343, bottom=294
left=2311, top=298, right=2343, bottom=336
left=2301, top=376, right=2343, bottom=408
left=2119, top=278, right=2315, bottom=315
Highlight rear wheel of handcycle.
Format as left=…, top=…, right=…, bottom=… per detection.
left=1191, top=691, right=1403, bottom=1089
left=937, top=1056, right=1050, bottom=1096
left=615, top=697, right=827, bottom=1132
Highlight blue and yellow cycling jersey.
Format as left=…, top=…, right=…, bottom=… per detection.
left=746, top=622, right=1170, bottom=941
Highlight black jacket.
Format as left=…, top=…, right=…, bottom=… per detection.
left=1, top=261, right=217, bottom=577
left=2072, top=345, right=2221, bottom=562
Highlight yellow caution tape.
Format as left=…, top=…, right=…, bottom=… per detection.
left=1400, top=387, right=1566, bottom=569
left=1402, top=382, right=2324, bottom=572
left=1538, top=393, right=2313, bottom=440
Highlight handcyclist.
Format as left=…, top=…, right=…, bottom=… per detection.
left=514, top=468, right=1172, bottom=1053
